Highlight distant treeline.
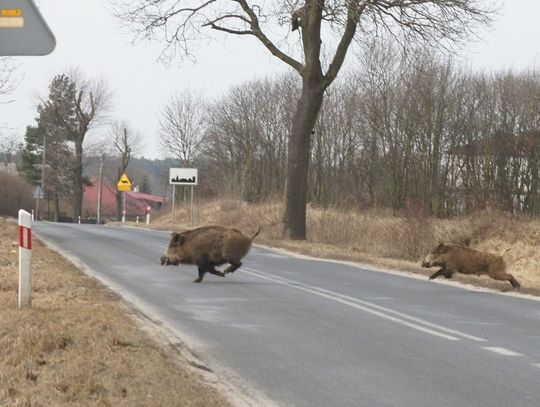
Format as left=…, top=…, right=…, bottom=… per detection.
left=185, top=47, right=540, bottom=217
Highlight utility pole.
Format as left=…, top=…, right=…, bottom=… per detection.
left=96, top=155, right=104, bottom=224
left=35, top=131, right=46, bottom=221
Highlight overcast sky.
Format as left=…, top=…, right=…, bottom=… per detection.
left=2, top=0, right=540, bottom=159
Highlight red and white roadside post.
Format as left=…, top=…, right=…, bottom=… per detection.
left=146, top=206, right=151, bottom=225
left=18, top=209, right=32, bottom=308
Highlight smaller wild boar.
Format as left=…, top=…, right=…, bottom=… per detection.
left=422, top=242, right=520, bottom=290
left=160, top=226, right=261, bottom=283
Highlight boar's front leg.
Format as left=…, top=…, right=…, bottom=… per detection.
left=429, top=267, right=454, bottom=280
left=194, top=266, right=206, bottom=283
left=194, top=264, right=225, bottom=283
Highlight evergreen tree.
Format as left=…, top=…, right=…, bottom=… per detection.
left=18, top=76, right=76, bottom=220
left=17, top=125, right=43, bottom=186
left=139, top=174, right=152, bottom=194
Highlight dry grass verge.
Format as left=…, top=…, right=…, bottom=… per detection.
left=141, top=200, right=540, bottom=296
left=0, top=218, right=232, bottom=406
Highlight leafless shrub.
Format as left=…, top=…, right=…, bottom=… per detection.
left=0, top=173, right=33, bottom=216
left=389, top=217, right=435, bottom=261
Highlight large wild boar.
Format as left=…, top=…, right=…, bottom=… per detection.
left=421, top=242, right=520, bottom=290
left=160, top=226, right=261, bottom=282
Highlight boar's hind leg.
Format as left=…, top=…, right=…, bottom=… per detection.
left=508, top=275, right=521, bottom=290
left=496, top=272, right=521, bottom=290
left=489, top=267, right=521, bottom=290
left=207, top=264, right=225, bottom=278
left=224, top=262, right=242, bottom=274
left=429, top=267, right=453, bottom=280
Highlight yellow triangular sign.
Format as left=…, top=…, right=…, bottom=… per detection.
left=117, top=173, right=132, bottom=191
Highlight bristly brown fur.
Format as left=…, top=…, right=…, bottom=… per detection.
left=422, top=242, right=521, bottom=290
left=160, top=225, right=260, bottom=283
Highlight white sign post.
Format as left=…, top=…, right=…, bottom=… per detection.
left=170, top=168, right=198, bottom=228
left=18, top=209, right=32, bottom=308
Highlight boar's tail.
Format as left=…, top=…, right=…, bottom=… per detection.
left=250, top=227, right=261, bottom=241
left=500, top=248, right=521, bottom=263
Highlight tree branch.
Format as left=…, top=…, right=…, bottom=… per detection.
left=234, top=0, right=304, bottom=73
left=322, top=2, right=368, bottom=89
left=205, top=24, right=253, bottom=35
left=202, top=13, right=254, bottom=34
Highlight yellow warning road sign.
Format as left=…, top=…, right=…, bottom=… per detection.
left=117, top=173, right=132, bottom=191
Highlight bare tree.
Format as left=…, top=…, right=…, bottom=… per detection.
left=159, top=90, right=205, bottom=165
left=136, top=52, right=540, bottom=217
left=39, top=71, right=111, bottom=221
left=201, top=76, right=294, bottom=200
left=113, top=0, right=494, bottom=238
left=0, top=133, right=20, bottom=165
left=109, top=122, right=142, bottom=219
left=0, top=58, right=20, bottom=103
left=70, top=72, right=111, bottom=221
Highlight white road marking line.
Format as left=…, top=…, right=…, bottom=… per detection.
left=533, top=363, right=540, bottom=369
left=243, top=268, right=461, bottom=341
left=483, top=347, right=524, bottom=357
left=245, top=268, right=487, bottom=343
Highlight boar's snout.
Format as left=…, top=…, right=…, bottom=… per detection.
left=160, top=255, right=171, bottom=266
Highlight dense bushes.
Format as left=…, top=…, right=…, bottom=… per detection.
left=0, top=172, right=33, bottom=217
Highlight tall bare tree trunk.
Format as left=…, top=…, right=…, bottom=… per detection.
left=283, top=78, right=324, bottom=239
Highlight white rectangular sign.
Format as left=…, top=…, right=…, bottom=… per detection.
left=33, top=186, right=44, bottom=199
left=170, top=168, right=198, bottom=185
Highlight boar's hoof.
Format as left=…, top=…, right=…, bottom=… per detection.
left=193, top=278, right=203, bottom=283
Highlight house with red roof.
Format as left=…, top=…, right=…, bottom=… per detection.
left=82, top=177, right=164, bottom=220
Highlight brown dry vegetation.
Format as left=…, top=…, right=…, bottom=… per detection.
left=0, top=172, right=33, bottom=217
left=0, top=218, right=232, bottom=406
left=145, top=199, right=540, bottom=295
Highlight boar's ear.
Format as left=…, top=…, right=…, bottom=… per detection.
left=171, top=233, right=185, bottom=245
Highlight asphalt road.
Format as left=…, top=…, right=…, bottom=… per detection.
left=33, top=222, right=540, bottom=407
